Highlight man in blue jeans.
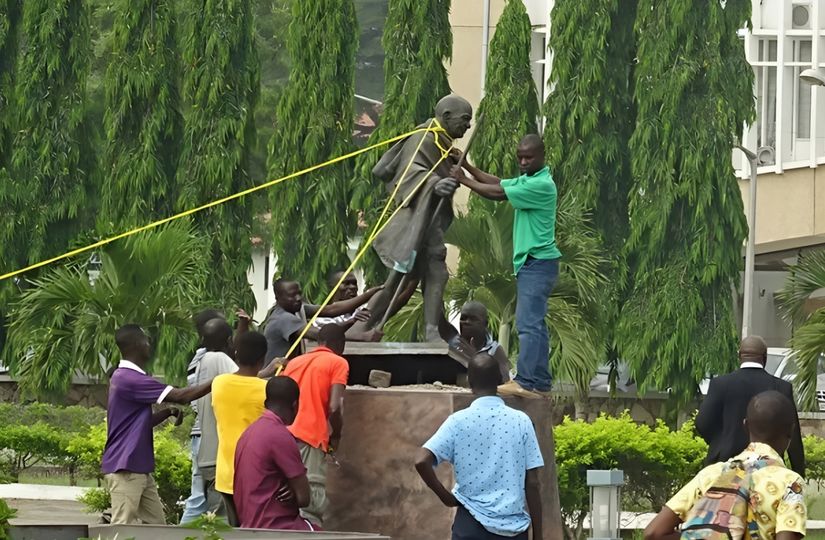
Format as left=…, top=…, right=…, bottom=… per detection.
left=452, top=134, right=561, bottom=398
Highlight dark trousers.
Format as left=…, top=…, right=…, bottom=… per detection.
left=452, top=506, right=528, bottom=540
left=219, top=492, right=239, bottom=527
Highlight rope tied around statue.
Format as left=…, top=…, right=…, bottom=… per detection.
left=1, top=96, right=479, bottom=376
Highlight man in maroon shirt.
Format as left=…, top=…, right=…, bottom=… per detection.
left=233, top=376, right=314, bottom=530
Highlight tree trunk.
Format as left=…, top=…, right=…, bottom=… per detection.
left=574, top=399, right=588, bottom=420
left=498, top=321, right=511, bottom=356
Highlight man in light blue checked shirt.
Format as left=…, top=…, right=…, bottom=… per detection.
left=415, top=352, right=544, bottom=539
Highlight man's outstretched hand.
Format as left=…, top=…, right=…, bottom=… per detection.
left=450, top=164, right=468, bottom=183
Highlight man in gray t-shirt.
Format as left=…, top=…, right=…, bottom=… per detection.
left=262, top=278, right=381, bottom=366
left=193, top=319, right=237, bottom=514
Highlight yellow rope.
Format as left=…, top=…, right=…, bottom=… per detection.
left=0, top=126, right=441, bottom=283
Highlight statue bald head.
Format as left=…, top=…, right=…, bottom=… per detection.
left=435, top=95, right=473, bottom=139
left=739, top=335, right=768, bottom=365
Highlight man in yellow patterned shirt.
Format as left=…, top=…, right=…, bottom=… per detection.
left=645, top=391, right=805, bottom=540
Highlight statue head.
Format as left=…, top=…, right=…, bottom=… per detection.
left=435, top=94, right=473, bottom=139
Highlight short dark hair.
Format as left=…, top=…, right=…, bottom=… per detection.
left=327, top=270, right=346, bottom=289
left=193, top=309, right=224, bottom=337
left=519, top=133, right=545, bottom=152
left=235, top=331, right=268, bottom=367
left=115, top=324, right=146, bottom=353
left=266, top=376, right=300, bottom=407
left=468, top=352, right=503, bottom=392
left=202, top=319, right=233, bottom=351
left=746, top=390, right=797, bottom=441
left=273, top=277, right=296, bottom=296
left=318, top=323, right=346, bottom=350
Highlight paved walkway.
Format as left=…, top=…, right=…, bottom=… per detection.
left=1, top=484, right=99, bottom=526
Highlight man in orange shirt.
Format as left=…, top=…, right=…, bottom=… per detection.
left=283, top=323, right=348, bottom=527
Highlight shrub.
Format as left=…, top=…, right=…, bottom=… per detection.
left=77, top=487, right=110, bottom=515
left=804, top=434, right=825, bottom=487
left=0, top=499, right=16, bottom=540
left=0, top=422, right=67, bottom=480
left=0, top=403, right=105, bottom=431
left=554, top=413, right=707, bottom=539
left=72, top=423, right=190, bottom=523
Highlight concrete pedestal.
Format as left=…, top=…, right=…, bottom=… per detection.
left=325, top=388, right=563, bottom=540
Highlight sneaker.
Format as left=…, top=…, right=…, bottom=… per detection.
left=497, top=380, right=542, bottom=399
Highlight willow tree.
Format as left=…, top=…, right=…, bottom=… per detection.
left=0, top=0, right=94, bottom=276
left=267, top=0, right=358, bottom=299
left=350, top=0, right=452, bottom=284
left=100, top=0, right=181, bottom=230
left=470, top=0, right=538, bottom=178
left=543, top=0, right=637, bottom=375
left=0, top=0, right=19, bottom=172
left=0, top=0, right=20, bottom=317
left=617, top=0, right=753, bottom=400
left=177, top=0, right=259, bottom=311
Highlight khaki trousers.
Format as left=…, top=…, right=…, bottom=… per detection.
left=105, top=472, right=166, bottom=524
left=297, top=442, right=327, bottom=526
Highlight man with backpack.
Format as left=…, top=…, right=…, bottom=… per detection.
left=644, top=390, right=806, bottom=540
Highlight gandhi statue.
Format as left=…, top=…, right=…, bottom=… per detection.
left=349, top=95, right=473, bottom=342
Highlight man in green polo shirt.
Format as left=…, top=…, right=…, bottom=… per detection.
left=451, top=134, right=561, bottom=398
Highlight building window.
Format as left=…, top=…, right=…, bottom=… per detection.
left=755, top=39, right=778, bottom=155
left=743, top=0, right=825, bottom=172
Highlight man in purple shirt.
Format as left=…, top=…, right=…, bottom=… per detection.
left=102, top=324, right=213, bottom=524
left=233, top=376, right=314, bottom=530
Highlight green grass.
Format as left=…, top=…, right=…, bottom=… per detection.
left=16, top=472, right=99, bottom=488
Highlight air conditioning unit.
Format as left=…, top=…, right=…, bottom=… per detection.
left=792, top=4, right=811, bottom=29
left=757, top=146, right=775, bottom=166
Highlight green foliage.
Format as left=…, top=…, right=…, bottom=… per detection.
left=0, top=0, right=20, bottom=171
left=0, top=404, right=105, bottom=484
left=267, top=0, right=358, bottom=300
left=616, top=0, right=754, bottom=401
left=0, top=0, right=96, bottom=277
left=99, top=0, right=182, bottom=230
left=183, top=513, right=232, bottom=540
left=469, top=0, right=538, bottom=177
left=804, top=434, right=825, bottom=487
left=77, top=487, right=110, bottom=514
left=0, top=422, right=65, bottom=480
left=65, top=422, right=108, bottom=482
left=554, top=414, right=707, bottom=538
left=543, top=0, right=637, bottom=381
left=0, top=402, right=105, bottom=431
left=776, top=250, right=825, bottom=409
left=3, top=225, right=207, bottom=396
left=445, top=201, right=607, bottom=396
left=351, top=0, right=452, bottom=285
left=177, top=0, right=259, bottom=311
left=250, top=0, right=290, bottom=186
left=0, top=498, right=16, bottom=540
left=72, top=422, right=190, bottom=522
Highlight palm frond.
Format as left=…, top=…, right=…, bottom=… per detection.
left=789, top=309, right=825, bottom=410
left=4, top=224, right=208, bottom=396
left=776, top=250, right=825, bottom=324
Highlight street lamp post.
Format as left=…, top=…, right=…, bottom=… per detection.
left=736, top=145, right=758, bottom=340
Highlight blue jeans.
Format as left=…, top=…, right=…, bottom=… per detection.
left=179, top=435, right=207, bottom=524
left=514, top=257, right=559, bottom=392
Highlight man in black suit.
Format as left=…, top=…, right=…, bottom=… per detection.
left=695, top=335, right=805, bottom=476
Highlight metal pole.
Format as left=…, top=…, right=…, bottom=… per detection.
left=480, top=0, right=491, bottom=96
left=737, top=145, right=758, bottom=339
